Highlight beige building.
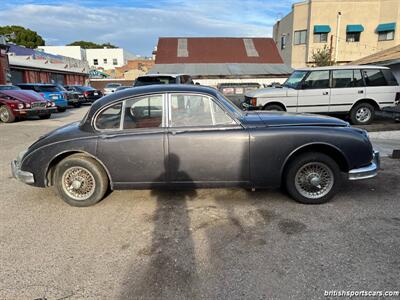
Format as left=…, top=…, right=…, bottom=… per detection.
left=273, top=0, right=400, bottom=68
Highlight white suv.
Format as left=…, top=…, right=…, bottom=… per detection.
left=245, top=65, right=400, bottom=124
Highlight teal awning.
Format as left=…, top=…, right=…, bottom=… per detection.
left=346, top=24, right=364, bottom=33
left=314, top=25, right=331, bottom=33
left=376, top=22, right=396, bottom=32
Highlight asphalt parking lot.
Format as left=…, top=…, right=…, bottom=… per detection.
left=1, top=108, right=400, bottom=299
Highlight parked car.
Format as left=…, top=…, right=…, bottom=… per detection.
left=115, top=86, right=131, bottom=92
left=133, top=74, right=194, bottom=87
left=218, top=82, right=261, bottom=108
left=64, top=85, right=103, bottom=103
left=12, top=85, right=379, bottom=207
left=16, top=83, right=68, bottom=112
left=245, top=65, right=400, bottom=125
left=55, top=84, right=83, bottom=108
left=0, top=86, right=56, bottom=123
left=103, top=83, right=122, bottom=95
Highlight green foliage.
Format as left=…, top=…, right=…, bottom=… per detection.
left=67, top=41, right=118, bottom=49
left=311, top=45, right=333, bottom=66
left=0, top=25, right=45, bottom=48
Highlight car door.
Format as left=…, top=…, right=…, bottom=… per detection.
left=297, top=70, right=331, bottom=113
left=329, top=69, right=366, bottom=112
left=166, top=93, right=249, bottom=186
left=96, top=94, right=167, bottom=187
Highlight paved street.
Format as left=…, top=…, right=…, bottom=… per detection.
left=1, top=108, right=399, bottom=299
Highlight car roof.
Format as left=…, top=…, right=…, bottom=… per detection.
left=137, top=74, right=188, bottom=78
left=17, top=83, right=56, bottom=86
left=296, top=65, right=390, bottom=71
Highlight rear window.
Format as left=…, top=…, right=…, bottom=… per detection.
left=35, top=86, right=59, bottom=92
left=363, top=69, right=388, bottom=87
left=134, top=76, right=176, bottom=86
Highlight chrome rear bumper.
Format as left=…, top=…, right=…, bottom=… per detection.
left=348, top=150, right=380, bottom=180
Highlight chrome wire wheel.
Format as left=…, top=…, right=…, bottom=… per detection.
left=61, top=166, right=96, bottom=201
left=0, top=107, right=10, bottom=122
left=294, top=162, right=334, bottom=199
left=355, top=107, right=371, bottom=123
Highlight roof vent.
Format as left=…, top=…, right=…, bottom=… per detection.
left=243, top=38, right=259, bottom=57
left=177, top=38, right=188, bottom=57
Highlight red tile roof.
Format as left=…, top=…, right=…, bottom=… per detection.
left=155, top=37, right=283, bottom=64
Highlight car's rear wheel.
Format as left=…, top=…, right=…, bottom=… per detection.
left=350, top=102, right=375, bottom=125
left=54, top=154, right=108, bottom=207
left=285, top=152, right=341, bottom=204
left=39, top=114, right=51, bottom=119
left=263, top=104, right=285, bottom=111
left=0, top=105, right=16, bottom=123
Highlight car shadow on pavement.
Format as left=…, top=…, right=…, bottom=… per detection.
left=119, top=154, right=199, bottom=299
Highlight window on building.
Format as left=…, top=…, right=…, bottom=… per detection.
left=281, top=35, right=286, bottom=49
left=113, top=58, right=118, bottom=65
left=378, top=30, right=395, bottom=41
left=346, top=32, right=361, bottom=42
left=294, top=30, right=307, bottom=45
left=93, top=59, right=98, bottom=65
left=313, top=33, right=328, bottom=43
left=363, top=69, right=388, bottom=86
left=103, top=58, right=108, bottom=64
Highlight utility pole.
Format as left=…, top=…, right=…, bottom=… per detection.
left=334, top=11, right=342, bottom=64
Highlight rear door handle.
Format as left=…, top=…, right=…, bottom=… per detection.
left=358, top=90, right=364, bottom=94
left=323, top=91, right=329, bottom=95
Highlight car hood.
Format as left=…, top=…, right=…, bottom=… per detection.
left=246, top=86, right=292, bottom=98
left=241, top=111, right=349, bottom=127
left=1, top=90, right=47, bottom=103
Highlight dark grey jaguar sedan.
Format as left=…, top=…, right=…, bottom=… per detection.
left=11, top=85, right=379, bottom=207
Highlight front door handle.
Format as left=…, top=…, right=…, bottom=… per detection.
left=323, top=91, right=329, bottom=95
left=170, top=130, right=187, bottom=135
left=358, top=90, right=364, bottom=94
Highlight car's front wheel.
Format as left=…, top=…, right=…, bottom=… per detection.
left=54, top=154, right=108, bottom=207
left=285, top=152, right=341, bottom=204
left=0, top=105, right=16, bottom=123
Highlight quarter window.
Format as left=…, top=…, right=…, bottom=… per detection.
left=124, top=95, right=163, bottom=129
left=303, top=71, right=330, bottom=89
left=363, top=69, right=388, bottom=86
left=294, top=30, right=307, bottom=45
left=95, top=103, right=122, bottom=130
left=170, top=94, right=234, bottom=127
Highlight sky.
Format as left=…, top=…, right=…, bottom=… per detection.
left=0, top=0, right=297, bottom=56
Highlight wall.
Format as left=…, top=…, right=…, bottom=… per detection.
left=274, top=0, right=400, bottom=68
left=38, top=46, right=85, bottom=60
left=0, top=50, right=8, bottom=84
left=86, top=48, right=126, bottom=70
left=89, top=79, right=134, bottom=91
left=10, top=67, right=86, bottom=85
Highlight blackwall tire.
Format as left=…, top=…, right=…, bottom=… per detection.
left=285, top=152, right=341, bottom=204
left=263, top=104, right=285, bottom=111
left=350, top=102, right=375, bottom=125
left=54, top=154, right=108, bottom=207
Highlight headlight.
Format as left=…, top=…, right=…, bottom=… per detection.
left=18, top=103, right=24, bottom=109
left=25, top=103, right=31, bottom=108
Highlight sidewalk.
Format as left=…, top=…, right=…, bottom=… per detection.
left=369, top=130, right=400, bottom=157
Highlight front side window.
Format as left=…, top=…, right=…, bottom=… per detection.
left=378, top=30, right=395, bottom=41
left=346, top=32, right=361, bottom=42
left=303, top=71, right=330, bottom=89
left=170, top=94, right=233, bottom=127
left=95, top=103, right=122, bottom=130
left=313, top=33, right=328, bottom=43
left=294, top=30, right=307, bottom=45
left=124, top=95, right=163, bottom=129
left=363, top=69, right=388, bottom=86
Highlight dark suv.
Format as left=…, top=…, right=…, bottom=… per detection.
left=134, top=74, right=194, bottom=87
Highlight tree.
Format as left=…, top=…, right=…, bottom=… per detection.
left=311, top=45, right=332, bottom=66
left=0, top=25, right=45, bottom=48
left=67, top=41, right=117, bottom=49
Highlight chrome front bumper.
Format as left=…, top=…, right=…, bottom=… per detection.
left=11, top=151, right=34, bottom=184
left=348, top=150, right=380, bottom=180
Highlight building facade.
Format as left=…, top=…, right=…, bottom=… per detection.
left=38, top=45, right=86, bottom=61
left=273, top=0, right=400, bottom=68
left=85, top=48, right=136, bottom=70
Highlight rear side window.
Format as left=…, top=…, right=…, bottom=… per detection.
left=382, top=69, right=398, bottom=86
left=332, top=69, right=365, bottom=88
left=303, top=71, right=330, bottom=89
left=124, top=95, right=163, bottom=129
left=363, top=69, right=388, bottom=86
left=95, top=103, right=122, bottom=130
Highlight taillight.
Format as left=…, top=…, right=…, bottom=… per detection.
left=84, top=91, right=89, bottom=96
left=18, top=103, right=24, bottom=109
left=250, top=98, right=257, bottom=106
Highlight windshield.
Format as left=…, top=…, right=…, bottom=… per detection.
left=36, top=86, right=59, bottom=92
left=0, top=85, right=20, bottom=90
left=283, top=71, right=308, bottom=89
left=134, top=76, right=176, bottom=86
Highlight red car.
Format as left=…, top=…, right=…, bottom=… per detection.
left=0, top=85, right=57, bottom=123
